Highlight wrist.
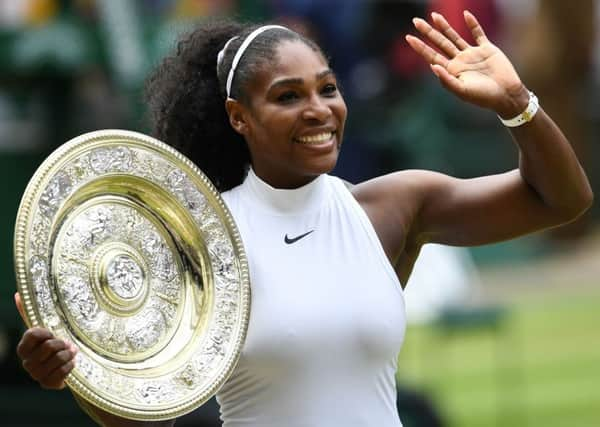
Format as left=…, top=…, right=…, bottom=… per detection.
left=496, top=85, right=530, bottom=120
left=498, top=88, right=539, bottom=128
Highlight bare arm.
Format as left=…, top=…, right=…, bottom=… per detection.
left=353, top=11, right=592, bottom=281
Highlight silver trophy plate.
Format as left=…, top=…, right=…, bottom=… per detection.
left=14, top=130, right=250, bottom=421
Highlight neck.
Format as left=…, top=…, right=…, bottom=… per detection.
left=242, top=168, right=329, bottom=214
left=252, top=167, right=322, bottom=190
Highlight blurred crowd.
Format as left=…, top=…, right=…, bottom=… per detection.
left=1, top=0, right=598, bottom=193
left=0, top=0, right=598, bottom=266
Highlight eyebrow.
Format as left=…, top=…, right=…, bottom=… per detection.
left=268, top=69, right=335, bottom=91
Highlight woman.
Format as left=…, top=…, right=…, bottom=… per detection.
left=15, top=11, right=592, bottom=426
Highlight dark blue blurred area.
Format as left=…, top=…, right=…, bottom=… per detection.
left=1, top=0, right=598, bottom=425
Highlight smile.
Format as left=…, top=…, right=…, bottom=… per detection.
left=295, top=132, right=335, bottom=145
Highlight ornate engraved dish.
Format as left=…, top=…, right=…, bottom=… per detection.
left=14, top=130, right=250, bottom=420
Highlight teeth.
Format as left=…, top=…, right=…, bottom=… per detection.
left=296, top=132, right=333, bottom=144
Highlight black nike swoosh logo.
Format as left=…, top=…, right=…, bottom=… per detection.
left=284, top=230, right=314, bottom=244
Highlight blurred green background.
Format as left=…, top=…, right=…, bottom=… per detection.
left=1, top=1, right=598, bottom=426
left=399, top=275, right=600, bottom=427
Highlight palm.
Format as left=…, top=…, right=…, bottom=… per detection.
left=449, top=43, right=520, bottom=106
left=406, top=11, right=525, bottom=114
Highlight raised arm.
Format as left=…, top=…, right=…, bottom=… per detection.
left=354, top=11, right=593, bottom=282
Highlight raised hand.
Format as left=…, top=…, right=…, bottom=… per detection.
left=406, top=10, right=529, bottom=118
left=15, top=292, right=78, bottom=390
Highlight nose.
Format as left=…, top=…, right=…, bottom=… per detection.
left=301, top=94, right=332, bottom=123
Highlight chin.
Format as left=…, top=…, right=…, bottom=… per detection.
left=309, top=153, right=339, bottom=175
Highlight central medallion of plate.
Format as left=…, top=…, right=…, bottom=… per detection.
left=53, top=199, right=184, bottom=362
left=105, top=254, right=144, bottom=300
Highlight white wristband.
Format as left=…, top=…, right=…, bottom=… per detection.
left=499, top=91, right=539, bottom=127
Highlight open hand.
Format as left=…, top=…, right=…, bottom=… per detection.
left=15, top=292, right=78, bottom=390
left=406, top=10, right=529, bottom=118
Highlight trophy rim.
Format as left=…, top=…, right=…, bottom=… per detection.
left=14, top=129, right=251, bottom=420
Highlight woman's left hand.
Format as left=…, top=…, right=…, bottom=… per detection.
left=406, top=10, right=529, bottom=118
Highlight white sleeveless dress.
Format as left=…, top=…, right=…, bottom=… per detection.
left=218, top=169, right=406, bottom=427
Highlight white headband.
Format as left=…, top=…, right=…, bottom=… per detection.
left=217, top=25, right=289, bottom=99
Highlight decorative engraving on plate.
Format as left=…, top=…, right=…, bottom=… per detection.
left=90, top=147, right=133, bottom=174
left=18, top=136, right=248, bottom=418
left=106, top=255, right=144, bottom=299
left=53, top=202, right=183, bottom=360
left=30, top=212, right=51, bottom=255
left=175, top=363, right=201, bottom=389
left=136, top=382, right=175, bottom=404
left=39, top=171, right=72, bottom=217
left=166, top=169, right=208, bottom=221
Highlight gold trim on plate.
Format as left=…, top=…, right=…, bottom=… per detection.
left=14, top=130, right=250, bottom=421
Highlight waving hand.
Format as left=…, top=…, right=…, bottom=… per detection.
left=406, top=11, right=529, bottom=118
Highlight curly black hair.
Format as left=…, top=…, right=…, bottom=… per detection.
left=145, top=18, right=323, bottom=192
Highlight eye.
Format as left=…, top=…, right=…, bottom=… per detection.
left=321, top=83, right=338, bottom=96
left=277, top=91, right=299, bottom=103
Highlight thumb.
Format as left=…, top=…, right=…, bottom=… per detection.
left=431, top=64, right=465, bottom=97
left=14, top=292, right=27, bottom=324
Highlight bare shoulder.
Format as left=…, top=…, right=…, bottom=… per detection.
left=351, top=169, right=450, bottom=213
left=350, top=170, right=448, bottom=278
left=349, top=169, right=493, bottom=284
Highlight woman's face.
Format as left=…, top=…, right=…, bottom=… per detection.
left=229, top=40, right=347, bottom=189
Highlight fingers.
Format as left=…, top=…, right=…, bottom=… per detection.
left=464, top=10, right=489, bottom=45
left=26, top=337, right=70, bottom=365
left=408, top=11, right=489, bottom=60
left=430, top=64, right=466, bottom=96
left=41, top=360, right=75, bottom=390
left=405, top=34, right=449, bottom=68
left=412, top=17, right=461, bottom=58
left=24, top=343, right=72, bottom=381
left=16, top=327, right=54, bottom=358
left=17, top=327, right=78, bottom=390
left=14, top=292, right=26, bottom=323
left=431, top=12, right=470, bottom=50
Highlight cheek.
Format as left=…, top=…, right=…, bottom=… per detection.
left=334, top=101, right=348, bottom=130
left=333, top=96, right=348, bottom=118
left=266, top=112, right=299, bottom=139
left=260, top=108, right=293, bottom=129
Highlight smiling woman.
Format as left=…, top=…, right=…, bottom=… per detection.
left=146, top=20, right=341, bottom=192
left=147, top=22, right=347, bottom=190
left=225, top=39, right=347, bottom=188
left=15, top=12, right=593, bottom=427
